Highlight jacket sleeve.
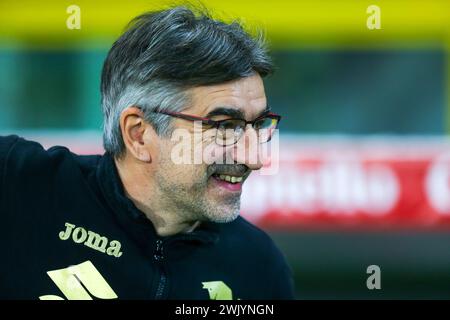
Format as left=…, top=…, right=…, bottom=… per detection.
left=0, top=135, right=20, bottom=213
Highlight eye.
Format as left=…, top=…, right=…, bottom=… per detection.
left=218, top=119, right=245, bottom=131
left=254, top=117, right=275, bottom=130
left=216, top=119, right=246, bottom=145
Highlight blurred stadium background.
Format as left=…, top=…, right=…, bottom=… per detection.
left=1, top=0, right=450, bottom=298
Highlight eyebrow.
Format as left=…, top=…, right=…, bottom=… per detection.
left=205, top=106, right=271, bottom=120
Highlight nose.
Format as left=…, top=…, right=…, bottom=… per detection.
left=231, top=125, right=263, bottom=171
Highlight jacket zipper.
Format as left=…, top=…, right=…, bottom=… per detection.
left=154, top=239, right=167, bottom=300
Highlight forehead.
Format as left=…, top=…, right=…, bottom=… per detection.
left=187, top=74, right=267, bottom=119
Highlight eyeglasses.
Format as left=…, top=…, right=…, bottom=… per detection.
left=153, top=108, right=281, bottom=146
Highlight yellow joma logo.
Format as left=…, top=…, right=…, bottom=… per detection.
left=59, top=222, right=123, bottom=258
left=39, top=262, right=235, bottom=300
left=39, top=261, right=118, bottom=300
left=202, top=281, right=233, bottom=300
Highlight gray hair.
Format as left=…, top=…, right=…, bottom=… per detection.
left=101, top=5, right=274, bottom=158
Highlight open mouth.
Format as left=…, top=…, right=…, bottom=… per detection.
left=208, top=165, right=250, bottom=192
left=211, top=174, right=244, bottom=184
left=210, top=172, right=249, bottom=192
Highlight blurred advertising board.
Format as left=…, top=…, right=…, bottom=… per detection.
left=241, top=135, right=450, bottom=230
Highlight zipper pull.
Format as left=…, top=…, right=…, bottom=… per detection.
left=154, top=239, right=164, bottom=261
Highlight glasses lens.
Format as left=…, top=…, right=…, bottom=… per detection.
left=254, top=117, right=277, bottom=129
left=254, top=117, right=278, bottom=143
left=216, top=119, right=246, bottom=145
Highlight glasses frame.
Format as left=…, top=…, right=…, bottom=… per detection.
left=152, top=108, right=281, bottom=145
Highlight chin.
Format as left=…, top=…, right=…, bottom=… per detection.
left=205, top=206, right=240, bottom=224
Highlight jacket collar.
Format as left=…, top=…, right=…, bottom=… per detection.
left=96, top=152, right=220, bottom=254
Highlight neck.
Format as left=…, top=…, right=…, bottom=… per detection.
left=114, top=157, right=200, bottom=237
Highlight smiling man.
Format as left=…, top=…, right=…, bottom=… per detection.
left=0, top=6, right=294, bottom=299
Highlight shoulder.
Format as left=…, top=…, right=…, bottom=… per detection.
left=0, top=135, right=101, bottom=197
left=0, top=135, right=40, bottom=167
left=0, top=135, right=61, bottom=171
left=0, top=134, right=100, bottom=171
left=0, top=135, right=53, bottom=184
left=0, top=135, right=21, bottom=155
left=0, top=135, right=101, bottom=166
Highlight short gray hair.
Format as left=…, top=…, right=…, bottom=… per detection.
left=101, top=5, right=274, bottom=158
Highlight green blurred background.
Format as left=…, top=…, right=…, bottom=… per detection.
left=1, top=0, right=450, bottom=299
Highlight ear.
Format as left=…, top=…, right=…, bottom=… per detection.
left=119, top=106, right=153, bottom=163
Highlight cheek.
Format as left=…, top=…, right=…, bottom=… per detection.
left=203, top=144, right=233, bottom=165
left=163, top=162, right=209, bottom=185
left=156, top=140, right=172, bottom=163
left=159, top=139, right=211, bottom=182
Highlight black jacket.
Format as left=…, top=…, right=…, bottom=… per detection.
left=0, top=135, right=295, bottom=300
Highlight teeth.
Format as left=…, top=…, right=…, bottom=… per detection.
left=216, top=175, right=243, bottom=184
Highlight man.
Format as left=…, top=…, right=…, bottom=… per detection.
left=0, top=6, right=294, bottom=299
